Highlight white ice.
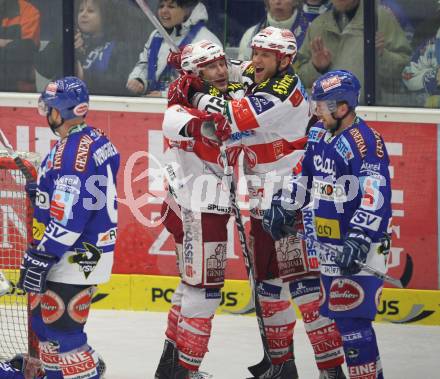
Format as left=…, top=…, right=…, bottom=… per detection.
left=86, top=309, right=440, bottom=379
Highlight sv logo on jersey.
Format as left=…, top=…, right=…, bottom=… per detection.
left=69, top=242, right=102, bottom=279
left=351, top=210, right=382, bottom=231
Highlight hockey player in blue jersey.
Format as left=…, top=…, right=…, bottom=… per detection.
left=0, top=354, right=43, bottom=379
left=263, top=70, right=392, bottom=379
left=18, top=76, right=120, bottom=379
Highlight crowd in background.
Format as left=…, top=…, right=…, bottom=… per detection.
left=1, top=0, right=440, bottom=107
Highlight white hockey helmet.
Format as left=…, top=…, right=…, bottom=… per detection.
left=181, top=40, right=226, bottom=75
left=251, top=26, right=297, bottom=62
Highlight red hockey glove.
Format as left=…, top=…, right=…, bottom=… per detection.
left=183, top=108, right=230, bottom=147
left=168, top=74, right=204, bottom=107
left=167, top=49, right=183, bottom=72
left=212, top=113, right=232, bottom=142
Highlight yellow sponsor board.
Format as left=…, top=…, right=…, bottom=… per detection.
left=92, top=274, right=440, bottom=326
left=315, top=217, right=341, bottom=239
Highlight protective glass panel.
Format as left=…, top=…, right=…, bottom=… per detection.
left=377, top=0, right=440, bottom=107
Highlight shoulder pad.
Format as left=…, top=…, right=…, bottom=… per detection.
left=255, top=73, right=299, bottom=101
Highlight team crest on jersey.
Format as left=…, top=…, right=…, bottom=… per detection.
left=69, top=242, right=103, bottom=279
left=335, top=135, right=354, bottom=164
left=208, top=85, right=221, bottom=97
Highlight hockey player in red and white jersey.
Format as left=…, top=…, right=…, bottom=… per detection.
left=179, top=27, right=347, bottom=378
left=155, top=41, right=244, bottom=379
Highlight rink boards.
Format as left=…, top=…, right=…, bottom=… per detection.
left=91, top=274, right=440, bottom=326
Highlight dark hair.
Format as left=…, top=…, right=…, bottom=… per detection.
left=159, top=0, right=200, bottom=8
left=76, top=0, right=122, bottom=40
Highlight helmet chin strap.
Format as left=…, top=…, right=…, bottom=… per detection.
left=47, top=114, right=64, bottom=136
left=329, top=108, right=351, bottom=134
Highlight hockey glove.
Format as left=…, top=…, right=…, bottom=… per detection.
left=262, top=190, right=298, bottom=241
left=336, top=228, right=371, bottom=275
left=8, top=354, right=44, bottom=379
left=167, top=48, right=183, bottom=72
left=25, top=181, right=37, bottom=207
left=18, top=247, right=59, bottom=294
left=212, top=113, right=232, bottom=142
left=167, top=74, right=204, bottom=107
left=183, top=108, right=231, bottom=146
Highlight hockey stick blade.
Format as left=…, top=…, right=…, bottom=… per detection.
left=0, top=129, right=35, bottom=183
left=294, top=230, right=409, bottom=288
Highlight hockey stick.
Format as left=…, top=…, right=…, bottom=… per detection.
left=0, top=129, right=36, bottom=183
left=217, top=146, right=272, bottom=378
left=292, top=229, right=413, bottom=288
left=134, top=0, right=180, bottom=53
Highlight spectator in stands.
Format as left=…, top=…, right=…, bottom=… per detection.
left=238, top=0, right=310, bottom=61
left=126, top=0, right=221, bottom=96
left=297, top=0, right=411, bottom=103
left=303, top=0, right=332, bottom=22
left=402, top=12, right=440, bottom=107
left=0, top=0, right=40, bottom=92
left=74, top=0, right=140, bottom=95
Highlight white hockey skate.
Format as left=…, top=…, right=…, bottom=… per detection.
left=319, top=365, right=346, bottom=379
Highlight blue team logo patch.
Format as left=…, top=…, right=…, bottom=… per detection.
left=248, top=96, right=274, bottom=115
left=335, top=135, right=354, bottom=164
left=308, top=127, right=325, bottom=143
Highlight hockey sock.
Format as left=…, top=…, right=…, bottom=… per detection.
left=58, top=345, right=100, bottom=379
left=165, top=305, right=181, bottom=343
left=335, top=318, right=383, bottom=379
left=176, top=315, right=212, bottom=371
left=290, top=279, right=344, bottom=370
left=258, top=279, right=296, bottom=364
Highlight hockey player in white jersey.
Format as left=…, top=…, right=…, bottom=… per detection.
left=18, top=77, right=119, bottom=379
left=174, top=27, right=347, bottom=378
left=156, top=41, right=243, bottom=379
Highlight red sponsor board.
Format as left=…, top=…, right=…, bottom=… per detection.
left=0, top=107, right=437, bottom=289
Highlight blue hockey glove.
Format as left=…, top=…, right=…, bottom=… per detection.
left=8, top=353, right=44, bottom=379
left=262, top=190, right=298, bottom=241
left=18, top=247, right=59, bottom=294
left=25, top=181, right=37, bottom=207
left=336, top=229, right=371, bottom=275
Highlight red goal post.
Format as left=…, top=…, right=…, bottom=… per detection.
left=0, top=152, right=39, bottom=359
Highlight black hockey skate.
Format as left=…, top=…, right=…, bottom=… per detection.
left=155, top=340, right=213, bottom=379
left=255, top=359, right=299, bottom=379
left=319, top=365, right=347, bottom=379
left=155, top=340, right=176, bottom=379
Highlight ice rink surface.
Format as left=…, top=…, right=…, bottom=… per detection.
left=86, top=309, right=440, bottom=379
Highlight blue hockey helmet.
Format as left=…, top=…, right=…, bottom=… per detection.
left=311, top=70, right=361, bottom=116
left=38, top=76, right=89, bottom=122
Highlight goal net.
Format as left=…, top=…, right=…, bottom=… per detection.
left=0, top=152, right=39, bottom=359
